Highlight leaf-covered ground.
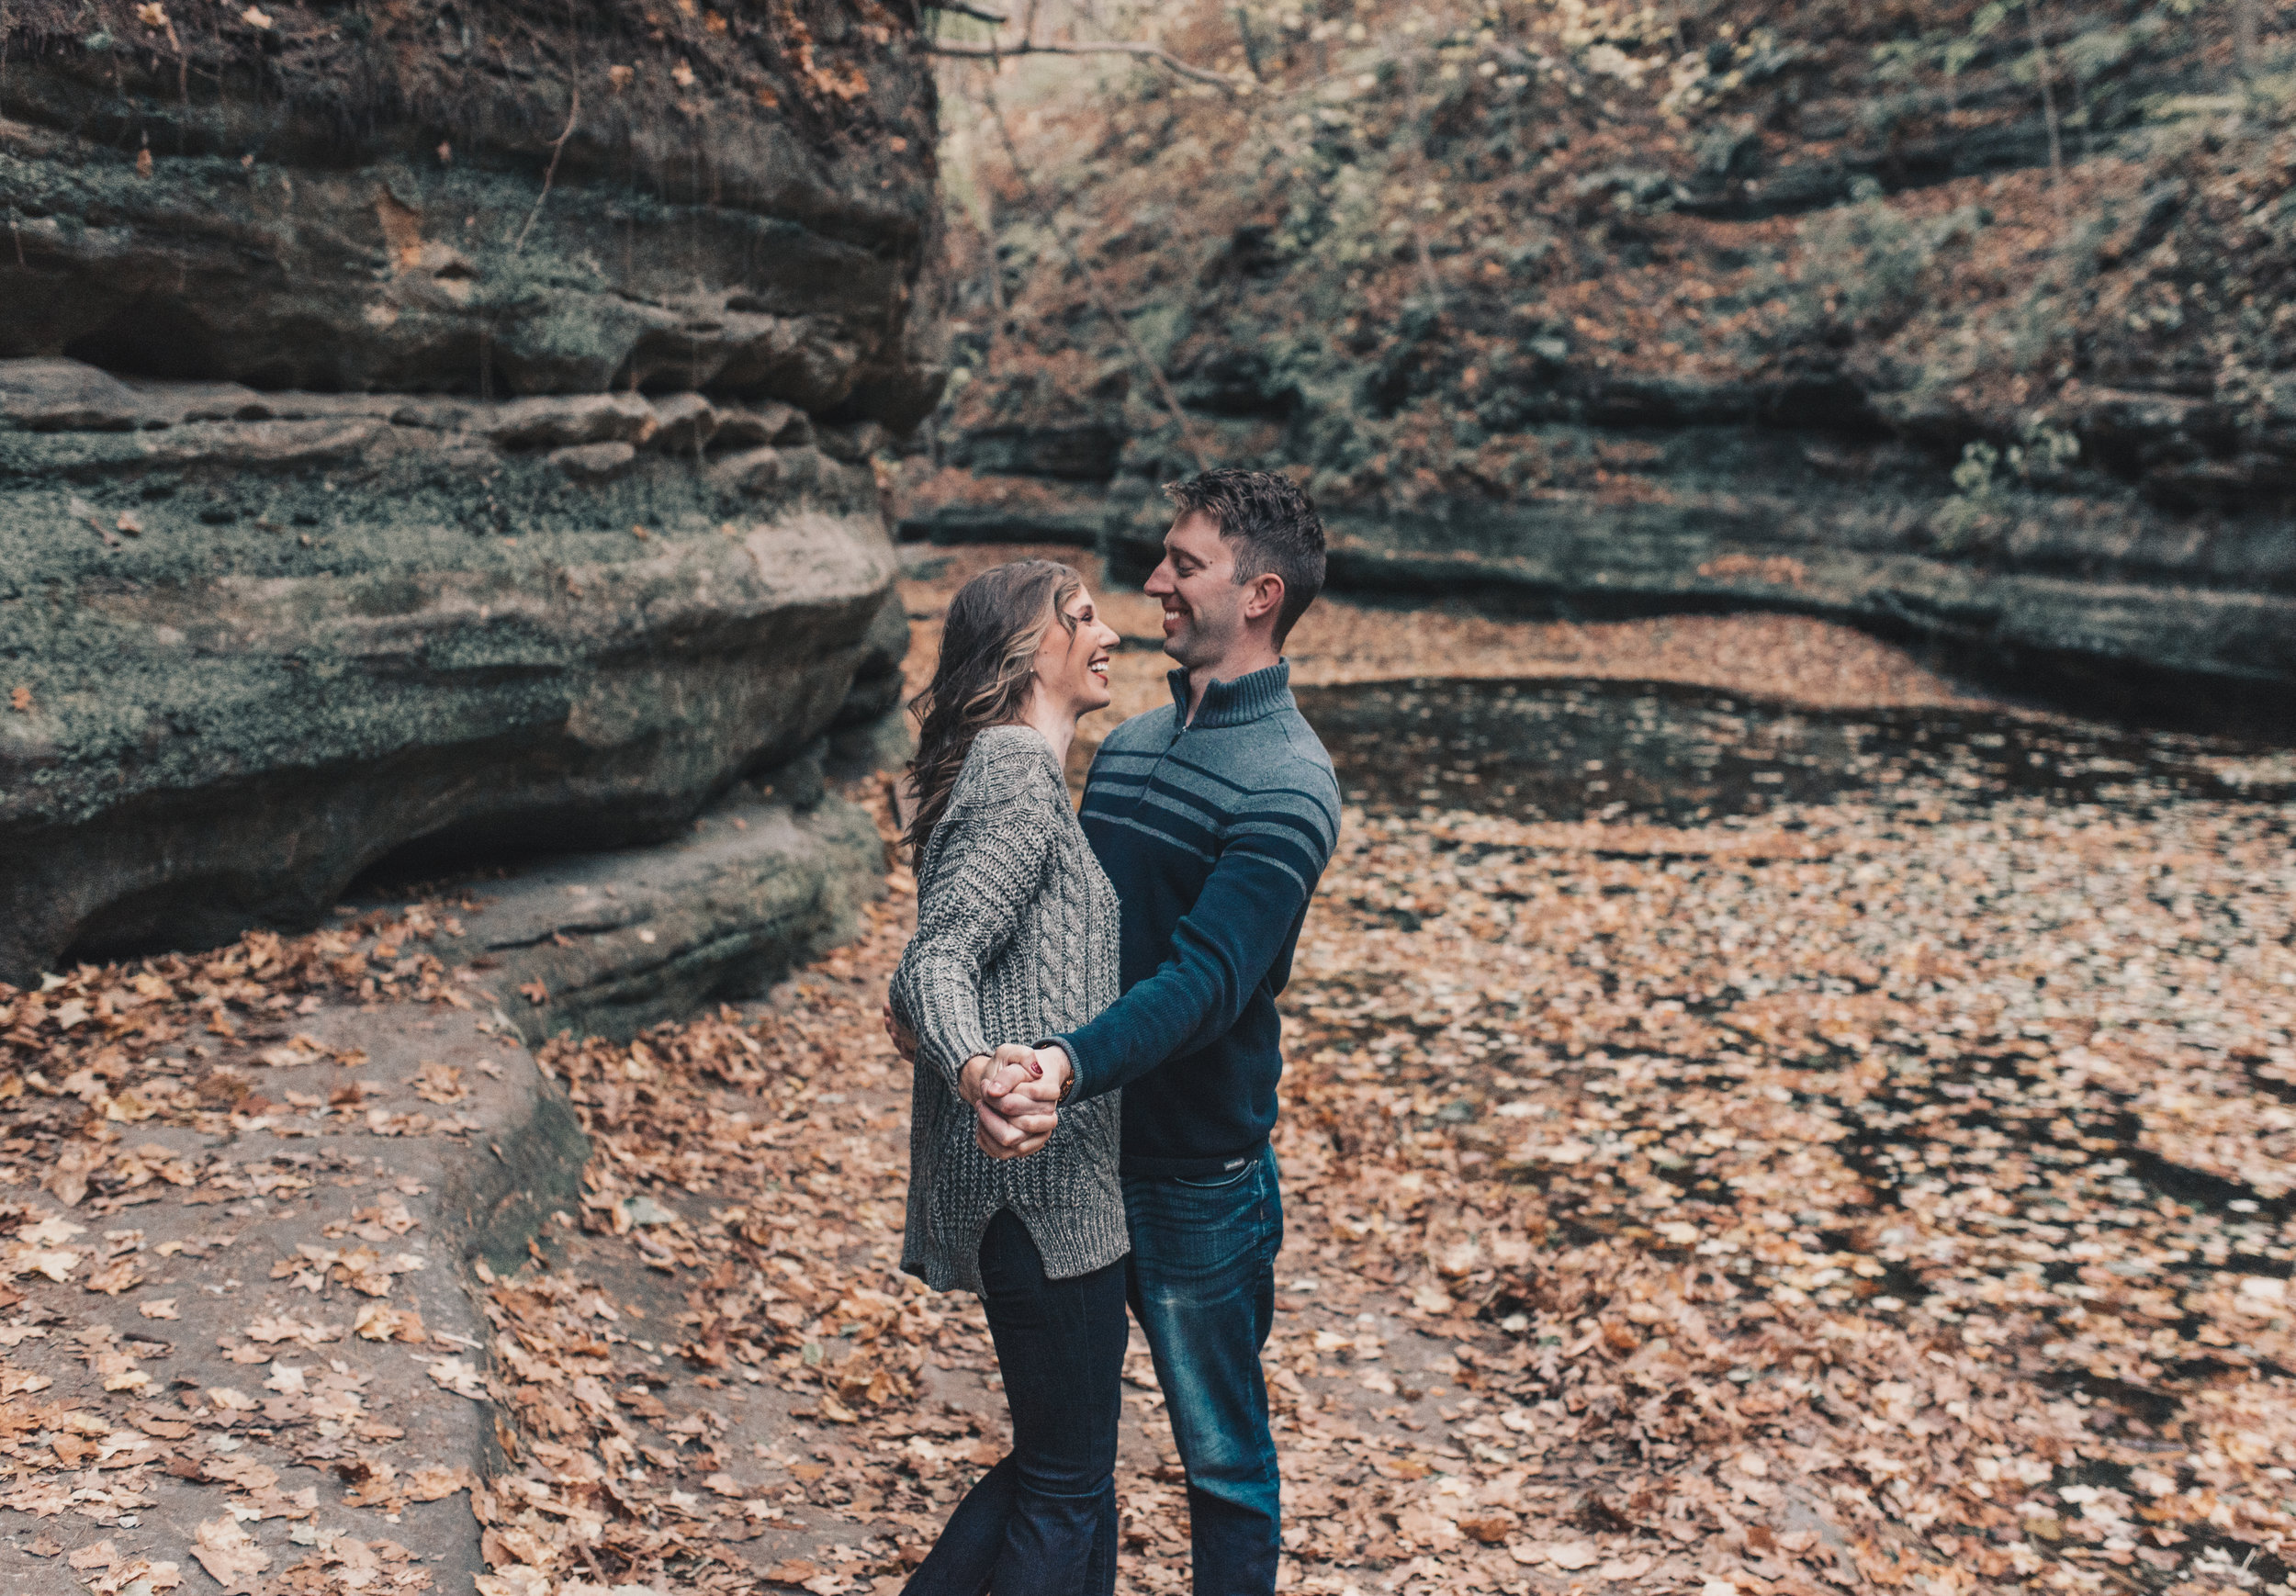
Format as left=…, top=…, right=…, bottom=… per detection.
left=1, top=558, right=2292, bottom=1596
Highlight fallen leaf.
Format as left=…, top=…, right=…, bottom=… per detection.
left=190, top=1517, right=269, bottom=1591
left=428, top=1357, right=487, bottom=1399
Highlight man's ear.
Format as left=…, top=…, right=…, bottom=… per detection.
left=1242, top=572, right=1286, bottom=628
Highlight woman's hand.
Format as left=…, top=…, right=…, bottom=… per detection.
left=883, top=1000, right=918, bottom=1062
left=961, top=1051, right=1059, bottom=1158
left=975, top=1113, right=1055, bottom=1160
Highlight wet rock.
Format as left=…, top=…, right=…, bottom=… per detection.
left=0, top=364, right=905, bottom=985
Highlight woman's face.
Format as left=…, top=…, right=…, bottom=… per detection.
left=1033, top=586, right=1120, bottom=716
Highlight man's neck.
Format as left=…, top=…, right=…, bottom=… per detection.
left=1183, top=644, right=1282, bottom=723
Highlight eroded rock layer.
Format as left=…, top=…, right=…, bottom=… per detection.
left=0, top=1, right=940, bottom=983
left=0, top=0, right=943, bottom=421
left=0, top=364, right=905, bottom=983
left=906, top=0, right=2295, bottom=720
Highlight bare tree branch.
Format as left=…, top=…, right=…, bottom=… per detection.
left=921, top=2, right=1008, bottom=24
left=513, top=86, right=581, bottom=256
left=927, top=37, right=1251, bottom=93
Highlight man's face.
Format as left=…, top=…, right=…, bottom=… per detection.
left=1143, top=510, right=1247, bottom=670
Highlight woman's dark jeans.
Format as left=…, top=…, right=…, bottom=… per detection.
left=903, top=1209, right=1127, bottom=1596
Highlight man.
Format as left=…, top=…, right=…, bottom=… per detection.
left=927, top=468, right=1341, bottom=1596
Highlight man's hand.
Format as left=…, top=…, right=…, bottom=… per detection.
left=882, top=1000, right=918, bottom=1062
left=983, top=1043, right=1073, bottom=1118
left=959, top=1052, right=1058, bottom=1160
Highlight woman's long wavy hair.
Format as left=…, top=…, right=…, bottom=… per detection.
left=903, top=559, right=1082, bottom=860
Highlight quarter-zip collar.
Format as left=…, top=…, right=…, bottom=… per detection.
left=1167, top=660, right=1296, bottom=731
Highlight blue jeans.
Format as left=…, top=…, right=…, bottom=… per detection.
left=1126, top=1147, right=1285, bottom=1596
left=904, top=1210, right=1126, bottom=1596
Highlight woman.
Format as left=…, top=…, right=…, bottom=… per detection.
left=890, top=558, right=1128, bottom=1596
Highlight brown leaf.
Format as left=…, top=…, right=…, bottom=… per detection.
left=190, top=1517, right=269, bottom=1592
left=84, top=1257, right=142, bottom=1296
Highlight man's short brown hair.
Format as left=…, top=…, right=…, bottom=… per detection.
left=1164, top=468, right=1327, bottom=646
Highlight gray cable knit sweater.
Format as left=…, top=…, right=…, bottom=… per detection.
left=890, top=725, right=1126, bottom=1295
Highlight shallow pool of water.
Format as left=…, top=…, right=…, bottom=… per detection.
left=1295, top=677, right=2295, bottom=823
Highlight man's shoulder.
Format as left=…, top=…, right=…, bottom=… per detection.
left=1247, top=708, right=1339, bottom=803
left=1274, top=705, right=1336, bottom=780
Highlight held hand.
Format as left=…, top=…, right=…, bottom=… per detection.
left=961, top=1049, right=1062, bottom=1159
left=959, top=1049, right=1038, bottom=1107
left=883, top=1000, right=918, bottom=1062
left=970, top=1086, right=1056, bottom=1159
left=985, top=1044, right=1073, bottom=1114
left=975, top=1113, right=1052, bottom=1160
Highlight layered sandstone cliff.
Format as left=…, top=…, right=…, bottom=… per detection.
left=0, top=0, right=944, bottom=982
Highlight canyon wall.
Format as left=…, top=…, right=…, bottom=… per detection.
left=904, top=0, right=2293, bottom=721
left=0, top=0, right=944, bottom=983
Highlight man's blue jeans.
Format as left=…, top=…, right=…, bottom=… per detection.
left=1125, top=1147, right=1285, bottom=1596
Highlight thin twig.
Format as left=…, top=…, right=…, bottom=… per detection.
left=923, top=1, right=1007, bottom=22
left=983, top=87, right=1209, bottom=471
left=2023, top=0, right=2065, bottom=219
left=512, top=85, right=580, bottom=255
left=929, top=37, right=1250, bottom=92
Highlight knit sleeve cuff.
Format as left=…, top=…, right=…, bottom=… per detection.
left=924, top=1022, right=993, bottom=1089
left=1039, top=1036, right=1092, bottom=1104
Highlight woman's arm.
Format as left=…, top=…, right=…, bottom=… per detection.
left=888, top=743, right=1060, bottom=1096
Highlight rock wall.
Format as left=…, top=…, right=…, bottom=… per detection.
left=904, top=0, right=2295, bottom=722
left=0, top=0, right=945, bottom=984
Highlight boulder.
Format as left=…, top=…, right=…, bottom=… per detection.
left=0, top=362, right=905, bottom=985
left=445, top=781, right=889, bottom=1045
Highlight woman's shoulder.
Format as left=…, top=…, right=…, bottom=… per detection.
left=951, top=726, right=1063, bottom=803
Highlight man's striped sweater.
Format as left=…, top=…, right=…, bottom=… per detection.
left=1048, top=661, right=1341, bottom=1177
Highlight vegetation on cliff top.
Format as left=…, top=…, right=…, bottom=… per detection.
left=928, top=0, right=2294, bottom=530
